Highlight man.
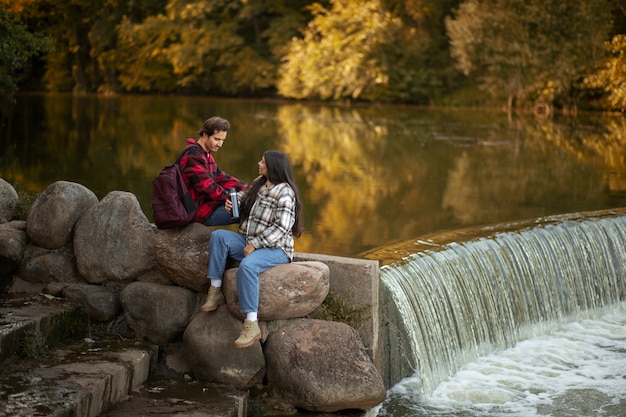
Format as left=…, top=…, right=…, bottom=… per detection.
left=180, top=116, right=247, bottom=226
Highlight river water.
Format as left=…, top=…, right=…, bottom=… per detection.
left=2, top=94, right=626, bottom=416
left=369, top=213, right=626, bottom=417
left=2, top=93, right=626, bottom=257
left=375, top=302, right=626, bottom=417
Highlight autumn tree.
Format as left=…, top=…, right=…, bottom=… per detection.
left=16, top=0, right=167, bottom=93
left=584, top=35, right=626, bottom=112
left=445, top=0, right=613, bottom=113
left=278, top=0, right=459, bottom=103
left=116, top=0, right=313, bottom=95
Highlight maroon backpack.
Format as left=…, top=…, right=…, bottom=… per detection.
left=151, top=145, right=197, bottom=229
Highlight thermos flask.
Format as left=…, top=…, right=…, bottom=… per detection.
left=229, top=188, right=239, bottom=219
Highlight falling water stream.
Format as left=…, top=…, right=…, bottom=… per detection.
left=371, top=211, right=626, bottom=417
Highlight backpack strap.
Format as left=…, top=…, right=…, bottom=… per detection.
left=175, top=143, right=199, bottom=164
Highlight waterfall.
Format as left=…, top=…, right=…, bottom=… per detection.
left=377, top=212, right=626, bottom=395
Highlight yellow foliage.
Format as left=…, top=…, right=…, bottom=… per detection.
left=584, top=35, right=626, bottom=111
left=277, top=0, right=396, bottom=101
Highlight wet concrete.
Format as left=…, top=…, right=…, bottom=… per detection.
left=0, top=293, right=86, bottom=362
left=361, top=207, right=626, bottom=266
left=0, top=294, right=247, bottom=417
left=100, top=376, right=248, bottom=417
left=0, top=312, right=156, bottom=416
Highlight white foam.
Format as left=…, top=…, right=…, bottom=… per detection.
left=380, top=302, right=626, bottom=417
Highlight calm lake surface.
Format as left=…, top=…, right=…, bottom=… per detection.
left=2, top=94, right=626, bottom=417
left=2, top=93, right=626, bottom=258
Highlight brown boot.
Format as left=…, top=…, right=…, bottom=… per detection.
left=199, top=286, right=224, bottom=312
left=233, top=319, right=261, bottom=348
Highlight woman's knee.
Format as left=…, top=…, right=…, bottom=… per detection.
left=211, top=229, right=228, bottom=239
left=238, top=257, right=255, bottom=273
left=210, top=229, right=232, bottom=245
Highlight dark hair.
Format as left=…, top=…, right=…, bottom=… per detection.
left=240, top=150, right=303, bottom=237
left=197, top=116, right=230, bottom=137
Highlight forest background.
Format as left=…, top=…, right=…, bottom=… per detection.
left=3, top=0, right=626, bottom=114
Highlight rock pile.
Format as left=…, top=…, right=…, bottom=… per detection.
left=0, top=178, right=386, bottom=413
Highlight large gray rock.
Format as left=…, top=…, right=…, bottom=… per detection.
left=223, top=261, right=330, bottom=320
left=62, top=283, right=121, bottom=322
left=74, top=191, right=155, bottom=284
left=0, top=220, right=27, bottom=289
left=0, top=178, right=19, bottom=224
left=135, top=265, right=173, bottom=286
left=183, top=306, right=265, bottom=390
left=0, top=178, right=18, bottom=223
left=120, top=281, right=198, bottom=346
left=26, top=181, right=98, bottom=249
left=264, top=319, right=386, bottom=413
left=19, top=243, right=84, bottom=285
left=153, top=222, right=213, bottom=293
left=0, top=220, right=28, bottom=263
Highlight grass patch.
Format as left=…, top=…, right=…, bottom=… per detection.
left=12, top=182, right=38, bottom=221
left=310, top=290, right=369, bottom=330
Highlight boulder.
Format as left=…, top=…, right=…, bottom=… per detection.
left=223, top=261, right=330, bottom=320
left=74, top=191, right=155, bottom=284
left=0, top=220, right=28, bottom=263
left=120, top=281, right=198, bottom=346
left=153, top=223, right=212, bottom=293
left=62, top=283, right=121, bottom=322
left=183, top=306, right=265, bottom=390
left=0, top=220, right=28, bottom=289
left=264, top=318, right=386, bottom=413
left=19, top=243, right=84, bottom=285
left=0, top=178, right=18, bottom=223
left=135, top=265, right=173, bottom=286
left=43, top=282, right=69, bottom=297
left=26, top=181, right=98, bottom=249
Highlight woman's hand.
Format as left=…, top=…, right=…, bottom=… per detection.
left=244, top=243, right=255, bottom=257
left=225, top=198, right=232, bottom=213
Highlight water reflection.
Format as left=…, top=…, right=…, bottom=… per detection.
left=274, top=103, right=624, bottom=256
left=1, top=94, right=625, bottom=257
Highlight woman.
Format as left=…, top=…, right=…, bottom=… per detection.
left=200, top=150, right=303, bottom=348
left=179, top=116, right=247, bottom=226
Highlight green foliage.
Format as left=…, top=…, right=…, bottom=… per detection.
left=0, top=7, right=50, bottom=98
left=446, top=0, right=613, bottom=110
left=10, top=181, right=38, bottom=221
left=16, top=307, right=87, bottom=359
left=19, top=329, right=46, bottom=359
left=17, top=0, right=168, bottom=93
left=310, top=290, right=369, bottom=329
left=116, top=0, right=310, bottom=95
left=584, top=35, right=626, bottom=112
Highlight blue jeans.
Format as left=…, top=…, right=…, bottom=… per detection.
left=203, top=205, right=239, bottom=226
left=207, top=229, right=289, bottom=313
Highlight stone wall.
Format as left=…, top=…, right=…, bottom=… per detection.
left=0, top=178, right=385, bottom=412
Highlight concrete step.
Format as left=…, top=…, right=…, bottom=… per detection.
left=0, top=330, right=158, bottom=416
left=0, top=293, right=86, bottom=362
left=0, top=294, right=246, bottom=417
